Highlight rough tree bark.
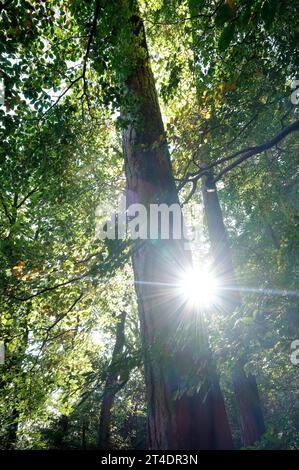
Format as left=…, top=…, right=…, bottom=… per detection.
left=121, top=9, right=233, bottom=450
left=201, top=170, right=266, bottom=446
left=97, top=312, right=127, bottom=449
left=232, top=360, right=266, bottom=447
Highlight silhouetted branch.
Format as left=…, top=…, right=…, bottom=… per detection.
left=179, top=119, right=299, bottom=201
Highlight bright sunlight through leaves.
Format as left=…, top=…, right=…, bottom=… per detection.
left=178, top=267, right=218, bottom=307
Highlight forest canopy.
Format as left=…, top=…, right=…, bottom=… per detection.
left=0, top=0, right=299, bottom=451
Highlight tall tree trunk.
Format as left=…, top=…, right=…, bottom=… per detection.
left=201, top=170, right=266, bottom=446
left=5, top=408, right=19, bottom=450
left=187, top=0, right=265, bottom=444
left=232, top=360, right=266, bottom=447
left=81, top=419, right=87, bottom=450
left=201, top=168, right=241, bottom=311
left=98, top=312, right=127, bottom=449
left=3, top=327, right=29, bottom=449
left=121, top=10, right=233, bottom=450
left=54, top=414, right=68, bottom=449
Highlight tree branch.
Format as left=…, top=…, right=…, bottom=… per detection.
left=42, top=75, right=83, bottom=116
left=178, top=119, right=299, bottom=194
left=16, top=187, right=39, bottom=209
left=178, top=119, right=299, bottom=205
left=0, top=193, right=12, bottom=223
left=144, top=0, right=224, bottom=26
left=82, top=0, right=101, bottom=97
left=10, top=274, right=86, bottom=302
left=42, top=1, right=101, bottom=116
left=214, top=119, right=299, bottom=182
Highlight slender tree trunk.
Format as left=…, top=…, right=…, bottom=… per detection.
left=3, top=328, right=29, bottom=449
left=201, top=170, right=266, bottom=446
left=5, top=408, right=19, bottom=450
left=98, top=312, right=126, bottom=449
left=201, top=168, right=241, bottom=311
left=54, top=414, right=68, bottom=449
left=121, top=10, right=233, bottom=450
left=187, top=0, right=265, bottom=444
left=81, top=419, right=87, bottom=450
left=232, top=361, right=266, bottom=446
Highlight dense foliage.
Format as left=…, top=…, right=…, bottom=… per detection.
left=0, top=0, right=298, bottom=449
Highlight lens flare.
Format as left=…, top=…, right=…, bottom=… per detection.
left=179, top=267, right=218, bottom=306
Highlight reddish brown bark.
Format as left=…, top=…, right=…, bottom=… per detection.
left=201, top=169, right=266, bottom=446
left=121, top=10, right=233, bottom=450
